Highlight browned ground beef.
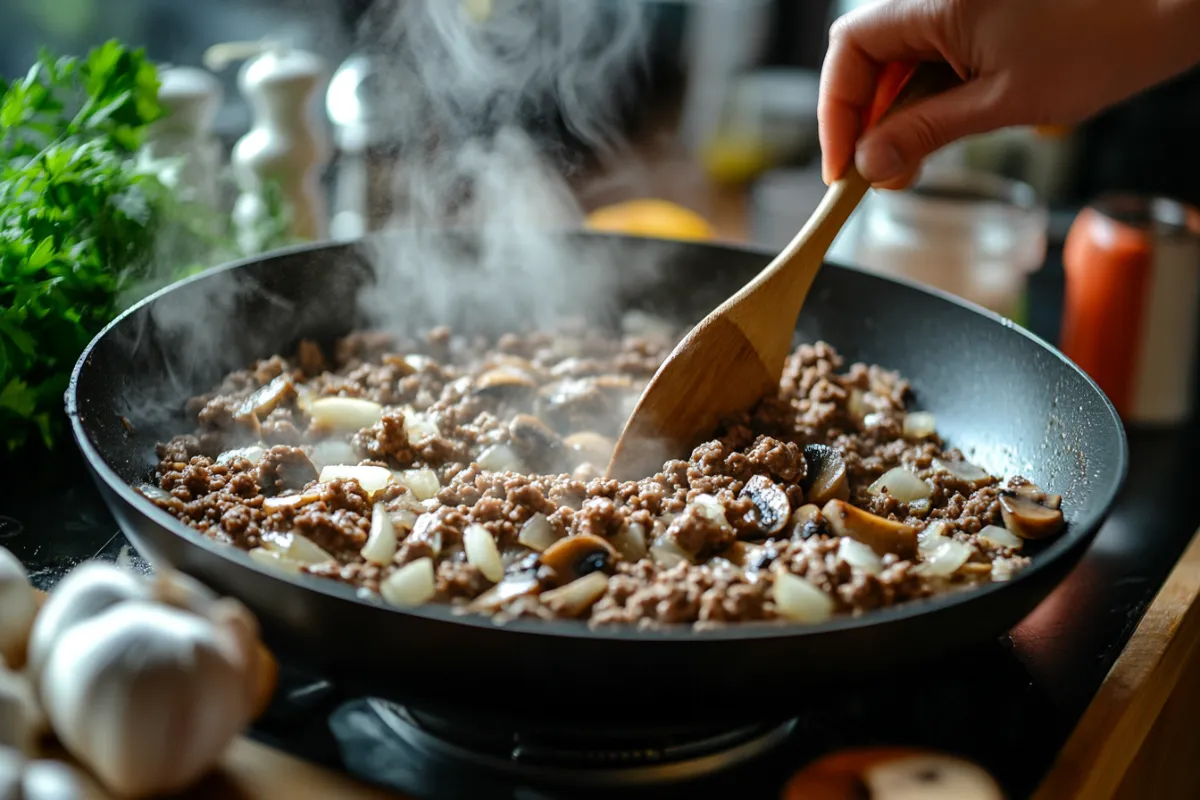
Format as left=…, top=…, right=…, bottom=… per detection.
left=145, top=324, right=1055, bottom=630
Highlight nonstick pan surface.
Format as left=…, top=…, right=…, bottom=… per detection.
left=67, top=232, right=1126, bottom=730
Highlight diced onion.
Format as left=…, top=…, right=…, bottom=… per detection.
left=397, top=468, right=440, bottom=501
left=838, top=537, right=883, bottom=575
left=918, top=522, right=953, bottom=556
left=650, top=535, right=691, bottom=568
left=464, top=524, right=505, bottom=582
left=391, top=507, right=419, bottom=533
left=919, top=539, right=974, bottom=577
left=262, top=492, right=320, bottom=512
left=518, top=513, right=561, bottom=553
left=285, top=533, right=335, bottom=565
left=611, top=521, right=648, bottom=561
left=404, top=410, right=439, bottom=441
left=309, top=439, right=360, bottom=470
left=978, top=524, right=1023, bottom=550
left=217, top=445, right=265, bottom=466
left=309, top=396, right=384, bottom=432
left=247, top=548, right=300, bottom=574
left=540, top=572, right=610, bottom=617
left=868, top=467, right=933, bottom=503
left=847, top=388, right=868, bottom=420
left=933, top=458, right=991, bottom=484
left=362, top=504, right=399, bottom=565
left=380, top=558, right=436, bottom=607
left=772, top=569, right=835, bottom=623
left=468, top=574, right=541, bottom=612
left=476, top=443, right=525, bottom=474
left=903, top=411, right=937, bottom=440
left=319, top=464, right=393, bottom=497
left=138, top=484, right=173, bottom=502
left=691, top=494, right=733, bottom=532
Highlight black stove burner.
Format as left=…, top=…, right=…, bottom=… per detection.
left=369, top=700, right=796, bottom=788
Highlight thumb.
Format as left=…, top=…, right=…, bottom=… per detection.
left=856, top=76, right=1009, bottom=187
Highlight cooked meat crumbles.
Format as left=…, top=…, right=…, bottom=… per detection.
left=144, top=324, right=1064, bottom=630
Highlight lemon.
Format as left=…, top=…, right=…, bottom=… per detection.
left=585, top=199, right=715, bottom=242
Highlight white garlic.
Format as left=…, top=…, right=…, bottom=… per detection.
left=25, top=563, right=150, bottom=683
left=0, top=747, right=87, bottom=800
left=0, top=548, right=37, bottom=669
left=40, top=600, right=261, bottom=798
left=0, top=666, right=45, bottom=755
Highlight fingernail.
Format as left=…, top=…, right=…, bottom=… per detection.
left=856, top=141, right=902, bottom=184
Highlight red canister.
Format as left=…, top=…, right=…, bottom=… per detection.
left=1061, top=196, right=1200, bottom=424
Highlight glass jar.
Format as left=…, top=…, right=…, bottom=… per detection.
left=829, top=168, right=1049, bottom=322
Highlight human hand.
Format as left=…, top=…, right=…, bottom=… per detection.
left=819, top=0, right=1200, bottom=190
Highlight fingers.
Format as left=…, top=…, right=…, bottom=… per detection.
left=855, top=77, right=1011, bottom=186
left=818, top=0, right=960, bottom=184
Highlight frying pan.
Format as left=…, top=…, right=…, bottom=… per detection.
left=66, top=232, right=1126, bottom=731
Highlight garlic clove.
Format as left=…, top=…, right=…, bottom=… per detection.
left=41, top=601, right=255, bottom=799
left=26, top=563, right=151, bottom=684
left=0, top=667, right=46, bottom=756
left=0, top=548, right=38, bottom=670
left=205, top=599, right=276, bottom=720
left=153, top=568, right=220, bottom=617
left=21, top=759, right=88, bottom=800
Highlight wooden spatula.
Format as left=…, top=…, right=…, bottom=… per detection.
left=606, top=61, right=963, bottom=480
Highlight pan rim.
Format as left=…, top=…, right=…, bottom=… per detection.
left=65, top=233, right=1129, bottom=644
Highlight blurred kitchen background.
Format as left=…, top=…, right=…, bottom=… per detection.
left=4, top=0, right=1200, bottom=424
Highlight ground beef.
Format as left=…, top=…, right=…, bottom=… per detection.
left=151, top=328, right=1062, bottom=630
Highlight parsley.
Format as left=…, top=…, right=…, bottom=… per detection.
left=0, top=41, right=293, bottom=455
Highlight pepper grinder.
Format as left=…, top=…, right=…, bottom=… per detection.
left=144, top=66, right=223, bottom=209
left=206, top=41, right=330, bottom=253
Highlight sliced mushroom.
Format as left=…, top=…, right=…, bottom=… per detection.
left=999, top=494, right=1064, bottom=541
left=789, top=503, right=826, bottom=540
left=783, top=748, right=1004, bottom=800
left=562, top=432, right=616, bottom=467
left=467, top=573, right=542, bottom=613
left=738, top=475, right=791, bottom=537
left=473, top=367, right=537, bottom=399
left=507, top=414, right=559, bottom=459
left=1013, top=481, right=1062, bottom=510
left=538, top=534, right=617, bottom=587
left=822, top=500, right=917, bottom=559
left=802, top=444, right=849, bottom=505
left=539, top=572, right=610, bottom=618
left=236, top=374, right=296, bottom=422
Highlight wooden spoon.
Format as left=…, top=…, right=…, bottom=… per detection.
left=606, top=61, right=962, bottom=480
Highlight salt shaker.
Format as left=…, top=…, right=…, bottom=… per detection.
left=207, top=41, right=330, bottom=252
left=144, top=66, right=223, bottom=208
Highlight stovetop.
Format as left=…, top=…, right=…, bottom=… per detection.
left=3, top=417, right=1196, bottom=799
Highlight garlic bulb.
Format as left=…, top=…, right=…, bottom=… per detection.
left=40, top=600, right=262, bottom=798
left=0, top=747, right=87, bottom=800
left=0, top=548, right=37, bottom=669
left=26, top=564, right=151, bottom=683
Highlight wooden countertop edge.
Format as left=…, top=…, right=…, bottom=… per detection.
left=1034, top=527, right=1200, bottom=800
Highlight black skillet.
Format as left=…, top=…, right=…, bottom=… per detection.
left=66, top=231, right=1126, bottom=732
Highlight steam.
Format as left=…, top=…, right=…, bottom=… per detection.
left=356, top=0, right=662, bottom=336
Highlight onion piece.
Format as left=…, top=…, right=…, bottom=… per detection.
left=362, top=504, right=399, bottom=565
left=919, top=539, right=974, bottom=577
left=539, top=572, right=609, bottom=618
left=847, top=388, right=868, bottom=420
left=691, top=494, right=733, bottom=533
left=978, top=524, right=1023, bottom=550
left=216, top=445, right=265, bottom=466
left=137, top=484, right=173, bottom=503
left=918, top=522, right=953, bottom=556
left=397, top=468, right=440, bottom=501
left=390, top=507, right=419, bottom=533
left=650, top=535, right=691, bottom=569
left=403, top=410, right=439, bottom=441
left=247, top=548, right=300, bottom=574
left=933, top=457, right=991, bottom=485
left=463, top=525, right=505, bottom=583
left=772, top=569, right=834, bottom=623
left=518, top=513, right=561, bottom=553
left=468, top=574, right=541, bottom=612
left=309, top=396, right=384, bottom=432
left=319, top=464, right=393, bottom=498
left=903, top=411, right=937, bottom=439
left=285, top=533, right=335, bottom=565
left=838, top=537, right=883, bottom=575
left=309, top=439, right=359, bottom=470
left=380, top=558, right=436, bottom=607
left=476, top=443, right=526, bottom=474
left=611, top=522, right=648, bottom=562
left=261, top=492, right=320, bottom=513
left=868, top=467, right=932, bottom=503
